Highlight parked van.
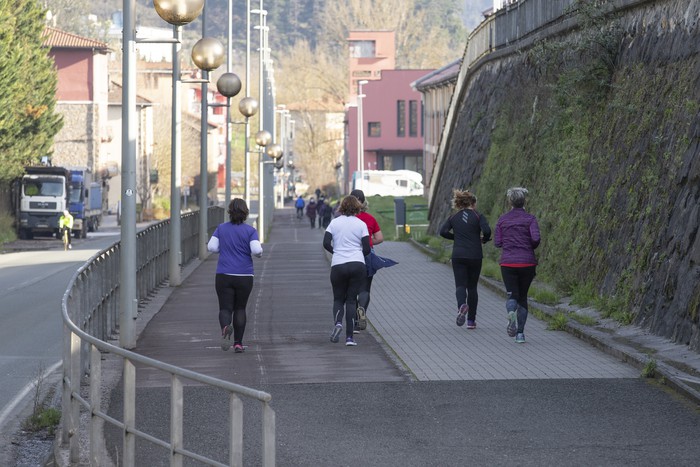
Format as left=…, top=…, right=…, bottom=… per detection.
left=352, top=170, right=424, bottom=197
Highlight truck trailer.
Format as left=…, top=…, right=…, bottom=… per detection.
left=68, top=168, right=102, bottom=238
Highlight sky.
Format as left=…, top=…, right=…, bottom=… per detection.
left=463, top=0, right=494, bottom=31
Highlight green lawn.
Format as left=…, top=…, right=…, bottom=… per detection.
left=365, top=195, right=428, bottom=241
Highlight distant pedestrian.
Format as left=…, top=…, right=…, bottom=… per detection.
left=350, top=189, right=383, bottom=331
left=439, top=189, right=491, bottom=329
left=306, top=198, right=317, bottom=228
left=494, top=187, right=540, bottom=344
left=295, top=195, right=305, bottom=219
left=317, top=196, right=326, bottom=229
left=321, top=198, right=333, bottom=228
left=208, top=198, right=263, bottom=353
left=323, top=195, right=370, bottom=346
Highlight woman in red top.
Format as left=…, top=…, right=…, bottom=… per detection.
left=350, top=189, right=383, bottom=331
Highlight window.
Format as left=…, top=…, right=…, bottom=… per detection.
left=368, top=122, right=381, bottom=137
left=421, top=101, right=424, bottom=137
left=349, top=41, right=376, bottom=58
left=409, top=100, right=418, bottom=137
left=397, top=100, right=406, bottom=137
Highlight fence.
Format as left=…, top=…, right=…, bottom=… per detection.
left=61, top=206, right=277, bottom=466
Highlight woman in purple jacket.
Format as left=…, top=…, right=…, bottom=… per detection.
left=208, top=199, right=263, bottom=353
left=494, top=187, right=541, bottom=343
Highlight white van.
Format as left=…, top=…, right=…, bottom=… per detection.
left=352, top=170, right=424, bottom=197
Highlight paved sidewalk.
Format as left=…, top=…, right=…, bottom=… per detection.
left=98, top=207, right=700, bottom=466
left=368, top=241, right=637, bottom=380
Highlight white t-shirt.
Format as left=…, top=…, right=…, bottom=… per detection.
left=325, top=215, right=369, bottom=267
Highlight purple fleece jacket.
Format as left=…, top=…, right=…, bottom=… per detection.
left=494, top=208, right=541, bottom=265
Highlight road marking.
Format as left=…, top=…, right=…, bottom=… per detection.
left=0, top=360, right=61, bottom=428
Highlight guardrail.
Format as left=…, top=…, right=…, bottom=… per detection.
left=60, top=207, right=276, bottom=466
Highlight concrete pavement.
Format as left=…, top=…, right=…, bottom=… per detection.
left=99, top=207, right=700, bottom=466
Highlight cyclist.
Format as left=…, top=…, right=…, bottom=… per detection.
left=59, top=210, right=74, bottom=249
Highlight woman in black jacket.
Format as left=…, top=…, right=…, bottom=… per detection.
left=439, top=189, right=491, bottom=329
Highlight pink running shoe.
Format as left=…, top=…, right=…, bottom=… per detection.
left=456, top=304, right=468, bottom=327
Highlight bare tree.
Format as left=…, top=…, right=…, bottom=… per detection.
left=318, top=0, right=463, bottom=68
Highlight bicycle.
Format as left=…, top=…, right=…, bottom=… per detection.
left=62, top=227, right=71, bottom=251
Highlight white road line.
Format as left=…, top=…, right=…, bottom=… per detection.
left=0, top=360, right=62, bottom=427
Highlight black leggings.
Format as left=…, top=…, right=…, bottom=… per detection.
left=330, top=262, right=366, bottom=338
left=357, top=275, right=373, bottom=311
left=215, top=274, right=254, bottom=344
left=500, top=265, right=536, bottom=333
left=451, top=258, right=482, bottom=320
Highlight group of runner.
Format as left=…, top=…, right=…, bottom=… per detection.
left=208, top=186, right=540, bottom=352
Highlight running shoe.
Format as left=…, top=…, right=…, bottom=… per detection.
left=356, top=306, right=367, bottom=330
left=456, top=304, right=468, bottom=327
left=345, top=337, right=357, bottom=346
left=507, top=311, right=517, bottom=337
left=466, top=320, right=476, bottom=329
left=221, top=325, right=233, bottom=351
left=233, top=343, right=244, bottom=353
left=330, top=323, right=343, bottom=343
left=515, top=333, right=526, bottom=344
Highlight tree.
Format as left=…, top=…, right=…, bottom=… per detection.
left=0, top=0, right=63, bottom=182
left=318, top=0, right=466, bottom=68
left=275, top=41, right=346, bottom=189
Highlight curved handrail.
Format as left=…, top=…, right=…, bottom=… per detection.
left=59, top=207, right=275, bottom=466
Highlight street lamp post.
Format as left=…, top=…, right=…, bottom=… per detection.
left=357, top=79, right=368, bottom=186
left=254, top=130, right=272, bottom=233
left=252, top=4, right=271, bottom=242
left=216, top=72, right=243, bottom=206
left=119, top=0, right=209, bottom=348
left=192, top=35, right=226, bottom=260
left=153, top=0, right=223, bottom=288
left=275, top=107, right=289, bottom=207
left=239, top=96, right=259, bottom=207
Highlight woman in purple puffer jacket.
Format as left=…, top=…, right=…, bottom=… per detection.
left=494, top=187, right=540, bottom=344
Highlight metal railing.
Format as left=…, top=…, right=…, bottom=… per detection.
left=61, top=206, right=276, bottom=466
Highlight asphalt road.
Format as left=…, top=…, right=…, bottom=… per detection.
left=0, top=217, right=124, bottom=465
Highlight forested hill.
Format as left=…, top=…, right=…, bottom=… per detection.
left=49, top=0, right=485, bottom=67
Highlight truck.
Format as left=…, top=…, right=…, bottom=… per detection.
left=351, top=170, right=424, bottom=197
left=12, top=166, right=71, bottom=239
left=67, top=167, right=103, bottom=238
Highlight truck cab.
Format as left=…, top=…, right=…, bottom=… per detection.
left=16, top=167, right=70, bottom=239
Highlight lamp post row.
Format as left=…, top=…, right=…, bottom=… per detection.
left=121, top=0, right=282, bottom=348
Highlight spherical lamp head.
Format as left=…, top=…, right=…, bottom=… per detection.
left=153, top=0, right=205, bottom=26
left=191, top=37, right=225, bottom=71
left=266, top=143, right=283, bottom=161
left=216, top=73, right=242, bottom=98
left=255, top=130, right=272, bottom=147
left=239, top=97, right=259, bottom=118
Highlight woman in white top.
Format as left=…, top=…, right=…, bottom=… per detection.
left=323, top=195, right=371, bottom=346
